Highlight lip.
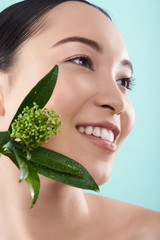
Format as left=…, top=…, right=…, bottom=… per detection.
left=76, top=121, right=120, bottom=152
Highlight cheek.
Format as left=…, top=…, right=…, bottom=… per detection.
left=46, top=69, right=94, bottom=121
left=47, top=82, right=81, bottom=124
left=121, top=99, right=135, bottom=140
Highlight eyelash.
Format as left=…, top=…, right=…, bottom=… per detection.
left=66, top=55, right=94, bottom=70
left=65, top=55, right=135, bottom=90
left=116, top=77, right=135, bottom=91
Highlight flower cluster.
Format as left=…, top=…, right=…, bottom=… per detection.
left=10, top=102, right=62, bottom=150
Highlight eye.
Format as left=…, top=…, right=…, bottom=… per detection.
left=66, top=55, right=94, bottom=70
left=116, top=77, right=135, bottom=90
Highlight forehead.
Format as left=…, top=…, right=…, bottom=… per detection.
left=40, top=1, right=128, bottom=56
left=16, top=1, right=129, bottom=72
left=45, top=1, right=111, bottom=33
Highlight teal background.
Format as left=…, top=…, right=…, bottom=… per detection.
left=1, top=0, right=160, bottom=211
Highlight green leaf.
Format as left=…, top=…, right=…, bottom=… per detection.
left=0, top=131, right=10, bottom=148
left=6, top=141, right=28, bottom=182
left=25, top=162, right=40, bottom=209
left=11, top=141, right=99, bottom=192
left=3, top=150, right=40, bottom=209
left=31, top=147, right=84, bottom=178
left=12, top=141, right=83, bottom=178
left=2, top=151, right=18, bottom=166
left=8, top=65, right=59, bottom=132
left=31, top=161, right=99, bottom=192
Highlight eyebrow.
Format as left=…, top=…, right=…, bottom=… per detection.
left=52, top=36, right=103, bottom=53
left=52, top=36, right=133, bottom=74
left=120, top=59, right=134, bottom=75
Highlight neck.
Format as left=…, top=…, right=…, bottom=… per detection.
left=0, top=155, right=89, bottom=240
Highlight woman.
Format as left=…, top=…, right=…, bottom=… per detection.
left=0, top=0, right=159, bottom=239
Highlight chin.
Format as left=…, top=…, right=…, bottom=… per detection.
left=89, top=163, right=113, bottom=186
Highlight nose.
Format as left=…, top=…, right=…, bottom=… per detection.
left=95, top=78, right=126, bottom=115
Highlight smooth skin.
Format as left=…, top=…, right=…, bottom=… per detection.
left=0, top=2, right=159, bottom=240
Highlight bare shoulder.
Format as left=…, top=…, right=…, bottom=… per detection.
left=84, top=193, right=160, bottom=240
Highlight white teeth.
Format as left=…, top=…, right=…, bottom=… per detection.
left=84, top=126, right=93, bottom=135
left=101, top=129, right=114, bottom=142
left=77, top=125, right=114, bottom=142
left=93, top=127, right=101, bottom=137
left=109, top=130, right=114, bottom=142
left=101, top=128, right=110, bottom=141
left=78, top=126, right=85, bottom=133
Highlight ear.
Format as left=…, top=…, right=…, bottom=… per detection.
left=0, top=72, right=9, bottom=117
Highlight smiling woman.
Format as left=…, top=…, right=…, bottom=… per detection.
left=0, top=0, right=159, bottom=239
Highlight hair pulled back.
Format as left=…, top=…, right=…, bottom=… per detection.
left=0, top=0, right=111, bottom=71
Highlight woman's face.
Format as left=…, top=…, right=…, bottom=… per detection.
left=1, top=2, right=135, bottom=185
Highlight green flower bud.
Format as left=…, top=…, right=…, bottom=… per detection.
left=10, top=102, right=62, bottom=151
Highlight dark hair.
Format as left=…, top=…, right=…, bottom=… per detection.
left=0, top=0, right=111, bottom=72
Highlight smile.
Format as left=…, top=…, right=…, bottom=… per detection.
left=76, top=122, right=120, bottom=152
left=78, top=126, right=114, bottom=142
